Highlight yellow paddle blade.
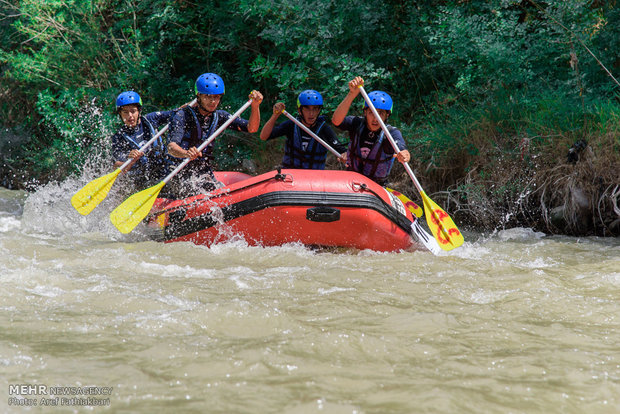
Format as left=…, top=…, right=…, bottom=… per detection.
left=421, top=191, right=464, bottom=251
left=110, top=181, right=165, bottom=234
left=71, top=169, right=122, bottom=215
left=386, top=187, right=423, bottom=218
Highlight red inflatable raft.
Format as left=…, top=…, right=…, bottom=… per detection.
left=146, top=169, right=430, bottom=252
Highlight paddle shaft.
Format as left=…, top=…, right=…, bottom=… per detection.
left=411, top=219, right=441, bottom=255
left=162, top=99, right=252, bottom=184
left=357, top=87, right=424, bottom=193
left=285, top=94, right=435, bottom=252
left=118, top=98, right=198, bottom=172
left=359, top=86, right=464, bottom=251
left=281, top=110, right=343, bottom=159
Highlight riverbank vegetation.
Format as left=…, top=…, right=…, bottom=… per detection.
left=1, top=0, right=618, bottom=235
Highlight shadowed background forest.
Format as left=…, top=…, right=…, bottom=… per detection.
left=1, top=0, right=618, bottom=235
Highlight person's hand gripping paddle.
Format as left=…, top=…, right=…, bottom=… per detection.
left=70, top=98, right=198, bottom=215
left=359, top=86, right=464, bottom=251
left=109, top=99, right=252, bottom=234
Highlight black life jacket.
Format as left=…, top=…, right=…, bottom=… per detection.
left=282, top=116, right=327, bottom=169
left=347, top=122, right=396, bottom=184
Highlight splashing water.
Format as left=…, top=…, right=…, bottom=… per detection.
left=1, top=183, right=620, bottom=413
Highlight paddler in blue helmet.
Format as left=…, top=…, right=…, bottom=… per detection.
left=332, top=76, right=410, bottom=186
left=166, top=73, right=263, bottom=198
left=111, top=91, right=175, bottom=188
left=260, top=89, right=347, bottom=169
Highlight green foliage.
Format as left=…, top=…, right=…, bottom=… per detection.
left=13, top=88, right=113, bottom=183
left=0, top=0, right=618, bottom=190
left=239, top=0, right=394, bottom=109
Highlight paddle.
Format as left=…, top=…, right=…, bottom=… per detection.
left=110, top=99, right=253, bottom=234
left=385, top=188, right=423, bottom=218
left=283, top=108, right=437, bottom=253
left=359, top=86, right=464, bottom=251
left=283, top=109, right=423, bottom=220
left=70, top=98, right=198, bottom=215
left=281, top=110, right=345, bottom=159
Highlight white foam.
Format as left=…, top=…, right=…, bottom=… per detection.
left=0, top=215, right=20, bottom=232
left=24, top=285, right=65, bottom=298
left=602, top=273, right=620, bottom=286
left=318, top=286, right=355, bottom=295
left=469, top=288, right=512, bottom=304
left=139, top=262, right=216, bottom=279
left=447, top=241, right=491, bottom=259
left=20, top=173, right=143, bottom=241
left=230, top=274, right=251, bottom=289
left=157, top=294, right=197, bottom=310
left=496, top=227, right=546, bottom=241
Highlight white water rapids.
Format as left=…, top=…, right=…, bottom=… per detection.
left=1, top=179, right=619, bottom=413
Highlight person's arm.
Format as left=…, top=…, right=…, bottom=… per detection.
left=115, top=151, right=144, bottom=171
left=260, top=102, right=285, bottom=141
left=146, top=110, right=175, bottom=128
left=166, top=110, right=201, bottom=160
left=332, top=76, right=364, bottom=127
left=319, top=124, right=347, bottom=163
left=396, top=150, right=410, bottom=163
left=389, top=128, right=410, bottom=163
left=168, top=142, right=202, bottom=160
left=321, top=125, right=347, bottom=154
left=247, top=90, right=263, bottom=133
left=111, top=131, right=143, bottom=171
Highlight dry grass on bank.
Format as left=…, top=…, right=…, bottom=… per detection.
left=392, top=129, right=619, bottom=237
left=223, top=119, right=619, bottom=237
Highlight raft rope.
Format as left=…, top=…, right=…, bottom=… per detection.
left=354, top=182, right=410, bottom=220
left=146, top=170, right=413, bottom=232
left=146, top=168, right=294, bottom=220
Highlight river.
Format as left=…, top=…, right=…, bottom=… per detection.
left=1, top=179, right=619, bottom=413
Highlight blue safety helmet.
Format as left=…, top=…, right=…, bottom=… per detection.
left=297, top=90, right=323, bottom=108
left=116, top=91, right=142, bottom=111
left=364, top=91, right=393, bottom=112
left=195, top=73, right=225, bottom=95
